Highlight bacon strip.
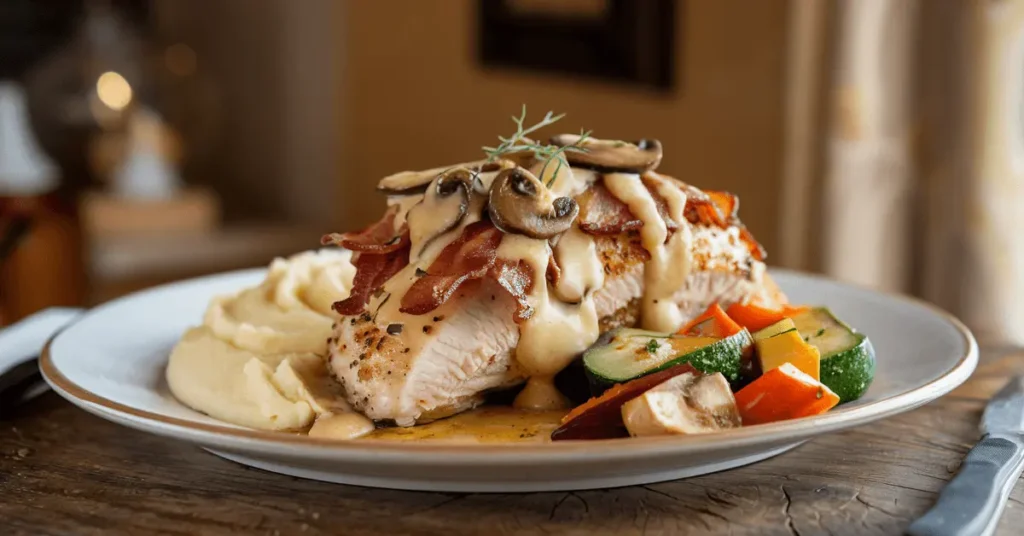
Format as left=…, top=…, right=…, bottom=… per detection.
left=399, top=221, right=535, bottom=321
left=333, top=241, right=411, bottom=315
left=577, top=176, right=765, bottom=260
left=577, top=183, right=642, bottom=235
left=322, top=205, right=409, bottom=254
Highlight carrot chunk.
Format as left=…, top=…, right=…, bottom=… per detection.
left=725, top=302, right=809, bottom=333
left=733, top=363, right=839, bottom=425
left=679, top=303, right=743, bottom=338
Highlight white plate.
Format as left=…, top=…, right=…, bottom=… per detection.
left=38, top=268, right=977, bottom=492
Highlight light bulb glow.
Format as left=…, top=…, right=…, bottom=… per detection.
left=96, top=71, right=133, bottom=111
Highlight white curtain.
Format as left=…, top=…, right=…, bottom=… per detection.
left=785, top=0, right=1024, bottom=345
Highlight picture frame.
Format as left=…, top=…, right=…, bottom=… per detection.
left=478, top=0, right=677, bottom=91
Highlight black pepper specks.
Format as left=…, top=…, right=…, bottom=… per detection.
left=432, top=315, right=444, bottom=322
left=349, top=360, right=358, bottom=369
left=358, top=352, right=367, bottom=360
left=403, top=348, right=411, bottom=353
left=422, top=325, right=433, bottom=334
left=415, top=268, right=428, bottom=277
left=386, top=323, right=404, bottom=335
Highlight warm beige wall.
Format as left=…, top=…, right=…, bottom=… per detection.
left=339, top=0, right=789, bottom=256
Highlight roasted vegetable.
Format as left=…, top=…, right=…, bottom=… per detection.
left=583, top=327, right=752, bottom=392
left=679, top=303, right=743, bottom=338
left=755, top=327, right=821, bottom=381
left=726, top=302, right=809, bottom=333
left=791, top=307, right=875, bottom=403
left=752, top=318, right=796, bottom=342
left=551, top=364, right=698, bottom=441
left=621, top=372, right=740, bottom=437
left=734, top=363, right=840, bottom=425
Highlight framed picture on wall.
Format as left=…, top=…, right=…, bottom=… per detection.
left=477, top=0, right=677, bottom=91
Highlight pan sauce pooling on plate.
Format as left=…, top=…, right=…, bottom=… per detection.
left=167, top=109, right=876, bottom=442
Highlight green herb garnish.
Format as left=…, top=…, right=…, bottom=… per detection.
left=482, top=105, right=592, bottom=188
left=645, top=339, right=661, bottom=354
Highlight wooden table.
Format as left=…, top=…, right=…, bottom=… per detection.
left=2, top=346, right=1022, bottom=536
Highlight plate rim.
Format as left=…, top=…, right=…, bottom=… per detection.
left=40, top=268, right=979, bottom=463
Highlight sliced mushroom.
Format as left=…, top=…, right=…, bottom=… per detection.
left=471, top=158, right=518, bottom=195
left=550, top=134, right=663, bottom=174
left=405, top=168, right=475, bottom=261
left=488, top=167, right=579, bottom=239
left=377, top=160, right=487, bottom=195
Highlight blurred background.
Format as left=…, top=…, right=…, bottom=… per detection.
left=0, top=0, right=1019, bottom=344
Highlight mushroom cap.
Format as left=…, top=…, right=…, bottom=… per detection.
left=487, top=167, right=579, bottom=240
left=376, top=158, right=527, bottom=195
left=406, top=167, right=475, bottom=261
left=550, top=134, right=663, bottom=174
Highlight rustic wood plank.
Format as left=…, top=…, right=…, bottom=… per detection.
left=1, top=348, right=1021, bottom=535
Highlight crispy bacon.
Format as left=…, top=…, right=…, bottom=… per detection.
left=322, top=205, right=409, bottom=254
left=577, top=183, right=643, bottom=235
left=578, top=180, right=685, bottom=236
left=399, top=221, right=535, bottom=321
left=333, top=241, right=411, bottom=315
left=577, top=175, right=765, bottom=260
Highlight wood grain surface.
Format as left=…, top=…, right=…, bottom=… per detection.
left=1, top=346, right=1021, bottom=536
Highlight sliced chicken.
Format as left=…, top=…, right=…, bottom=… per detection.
left=324, top=144, right=780, bottom=426
left=328, top=222, right=768, bottom=426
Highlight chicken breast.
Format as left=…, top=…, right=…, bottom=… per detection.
left=328, top=224, right=769, bottom=426
left=323, top=139, right=779, bottom=426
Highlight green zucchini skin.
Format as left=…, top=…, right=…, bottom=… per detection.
left=792, top=308, right=876, bottom=403
left=817, top=335, right=875, bottom=403
left=583, top=328, right=752, bottom=394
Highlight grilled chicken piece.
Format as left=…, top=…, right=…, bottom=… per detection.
left=328, top=224, right=774, bottom=426
left=324, top=144, right=778, bottom=426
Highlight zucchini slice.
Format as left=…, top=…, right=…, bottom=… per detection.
left=583, top=327, right=752, bottom=391
left=791, top=307, right=875, bottom=403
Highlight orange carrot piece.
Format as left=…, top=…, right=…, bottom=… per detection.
left=679, top=303, right=743, bottom=338
left=725, top=302, right=809, bottom=333
left=733, top=363, right=839, bottom=425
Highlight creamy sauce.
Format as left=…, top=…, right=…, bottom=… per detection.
left=497, top=234, right=601, bottom=410
left=530, top=159, right=598, bottom=199
left=602, top=172, right=692, bottom=332
left=309, top=412, right=375, bottom=440
left=389, top=194, right=424, bottom=232
left=366, top=406, right=564, bottom=443
left=552, top=225, right=605, bottom=303
left=406, top=181, right=465, bottom=263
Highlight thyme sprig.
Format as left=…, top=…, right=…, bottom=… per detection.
left=482, top=105, right=592, bottom=188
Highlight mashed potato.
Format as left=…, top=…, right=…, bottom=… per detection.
left=166, top=249, right=373, bottom=436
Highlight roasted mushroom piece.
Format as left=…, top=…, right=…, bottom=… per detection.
left=376, top=158, right=526, bottom=196
left=550, top=134, right=663, bottom=174
left=405, top=168, right=476, bottom=261
left=377, top=160, right=486, bottom=195
left=488, top=167, right=579, bottom=239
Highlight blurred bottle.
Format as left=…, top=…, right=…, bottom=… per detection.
left=0, top=82, right=85, bottom=326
